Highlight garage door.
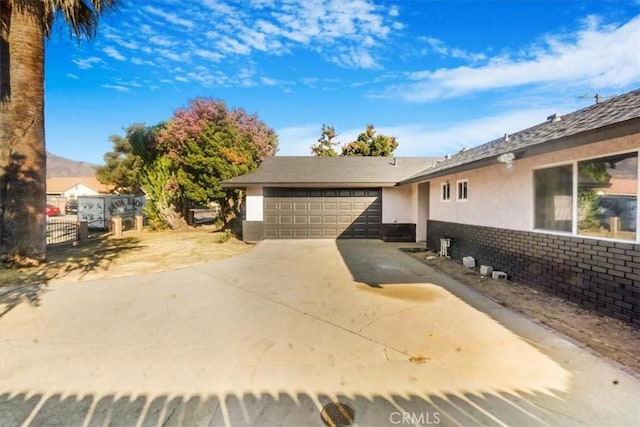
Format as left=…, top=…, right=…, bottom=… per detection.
left=264, top=188, right=381, bottom=239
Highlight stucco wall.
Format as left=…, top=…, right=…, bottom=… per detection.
left=245, top=186, right=264, bottom=221
left=63, top=184, right=100, bottom=199
left=429, top=135, right=640, bottom=232
left=382, top=185, right=417, bottom=224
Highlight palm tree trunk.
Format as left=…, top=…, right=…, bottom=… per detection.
left=0, top=1, right=47, bottom=263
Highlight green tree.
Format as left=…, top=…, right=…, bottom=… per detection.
left=127, top=123, right=186, bottom=230
left=96, top=124, right=145, bottom=195
left=341, top=124, right=398, bottom=157
left=156, top=98, right=277, bottom=222
left=310, top=124, right=339, bottom=157
left=0, top=0, right=120, bottom=263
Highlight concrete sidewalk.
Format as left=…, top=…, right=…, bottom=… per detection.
left=1, top=240, right=638, bottom=426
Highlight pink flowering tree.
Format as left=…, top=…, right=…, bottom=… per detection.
left=153, top=98, right=277, bottom=224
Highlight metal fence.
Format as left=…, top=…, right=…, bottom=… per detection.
left=46, top=220, right=79, bottom=246
left=86, top=219, right=111, bottom=241
left=46, top=219, right=111, bottom=247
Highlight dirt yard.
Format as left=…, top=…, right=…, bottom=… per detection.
left=404, top=249, right=640, bottom=375
left=0, top=227, right=252, bottom=286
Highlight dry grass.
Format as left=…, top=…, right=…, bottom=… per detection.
left=0, top=227, right=253, bottom=287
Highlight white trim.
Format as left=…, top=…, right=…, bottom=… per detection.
left=572, top=163, right=578, bottom=236
left=532, top=149, right=639, bottom=243
left=532, top=227, right=638, bottom=244
left=441, top=181, right=451, bottom=201
left=456, top=179, right=468, bottom=201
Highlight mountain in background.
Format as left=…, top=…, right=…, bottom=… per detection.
left=47, top=151, right=99, bottom=178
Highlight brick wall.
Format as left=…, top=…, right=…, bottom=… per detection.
left=427, top=220, right=640, bottom=327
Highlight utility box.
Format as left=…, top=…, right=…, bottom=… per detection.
left=78, top=195, right=146, bottom=230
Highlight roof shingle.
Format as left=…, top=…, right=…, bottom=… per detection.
left=222, top=156, right=440, bottom=187
left=401, top=88, right=640, bottom=184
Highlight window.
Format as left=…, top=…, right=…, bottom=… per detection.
left=457, top=180, right=468, bottom=201
left=534, top=165, right=573, bottom=232
left=577, top=152, right=637, bottom=241
left=441, top=182, right=451, bottom=201
left=533, top=151, right=639, bottom=241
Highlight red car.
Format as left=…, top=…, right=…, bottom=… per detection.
left=45, top=204, right=61, bottom=216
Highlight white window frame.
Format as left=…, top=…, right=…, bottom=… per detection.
left=441, top=182, right=451, bottom=201
left=532, top=149, right=639, bottom=243
left=456, top=179, right=468, bottom=201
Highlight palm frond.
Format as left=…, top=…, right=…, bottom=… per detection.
left=45, top=0, right=121, bottom=39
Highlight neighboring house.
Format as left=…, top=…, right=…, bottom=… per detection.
left=223, top=87, right=640, bottom=327
left=46, top=176, right=112, bottom=199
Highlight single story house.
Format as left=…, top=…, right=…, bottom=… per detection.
left=223, top=88, right=640, bottom=326
left=46, top=176, right=112, bottom=199
left=224, top=156, right=439, bottom=241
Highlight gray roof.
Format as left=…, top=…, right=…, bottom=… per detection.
left=221, top=156, right=440, bottom=188
left=401, top=87, right=640, bottom=184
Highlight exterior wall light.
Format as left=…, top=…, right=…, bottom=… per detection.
left=497, top=152, right=515, bottom=169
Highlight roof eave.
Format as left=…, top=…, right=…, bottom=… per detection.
left=221, top=181, right=400, bottom=188
left=399, top=117, right=640, bottom=185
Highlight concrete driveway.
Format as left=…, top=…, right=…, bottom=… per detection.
left=1, top=240, right=638, bottom=426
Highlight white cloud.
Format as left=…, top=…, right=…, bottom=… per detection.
left=104, top=33, right=139, bottom=50
left=65, top=73, right=79, bottom=79
left=276, top=107, right=568, bottom=157
left=420, top=36, right=486, bottom=62
left=70, top=0, right=406, bottom=93
left=143, top=6, right=195, bottom=29
left=72, top=56, right=104, bottom=70
left=373, top=109, right=553, bottom=156
left=194, top=49, right=223, bottom=62
left=103, top=46, right=126, bottom=61
left=385, top=15, right=640, bottom=103
left=102, top=84, right=130, bottom=93
left=156, top=49, right=190, bottom=62
left=331, top=47, right=376, bottom=69
left=149, top=36, right=176, bottom=47
left=217, top=36, right=252, bottom=55
left=276, top=124, right=320, bottom=156
left=140, top=24, right=154, bottom=35
left=131, top=57, right=155, bottom=66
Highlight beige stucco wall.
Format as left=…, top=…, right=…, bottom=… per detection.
left=245, top=186, right=264, bottom=221
left=382, top=185, right=417, bottom=224
left=428, top=134, right=640, bottom=231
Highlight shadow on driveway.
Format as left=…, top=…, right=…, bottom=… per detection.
left=1, top=388, right=569, bottom=426
left=0, top=237, right=144, bottom=318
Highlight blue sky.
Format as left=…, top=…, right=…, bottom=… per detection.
left=45, top=0, right=640, bottom=164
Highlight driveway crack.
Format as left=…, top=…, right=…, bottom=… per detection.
left=198, top=270, right=412, bottom=358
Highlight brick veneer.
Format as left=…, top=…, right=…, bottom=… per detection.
left=427, top=220, right=640, bottom=327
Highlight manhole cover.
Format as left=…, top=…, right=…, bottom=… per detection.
left=320, top=402, right=355, bottom=427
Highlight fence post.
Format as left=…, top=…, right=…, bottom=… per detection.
left=135, top=215, right=144, bottom=232
left=78, top=221, right=88, bottom=243
left=112, top=216, right=123, bottom=238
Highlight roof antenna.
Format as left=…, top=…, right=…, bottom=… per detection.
left=580, top=93, right=612, bottom=104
